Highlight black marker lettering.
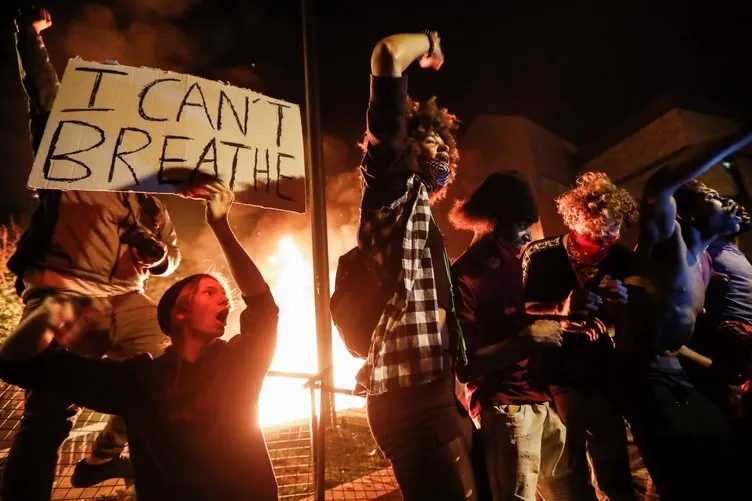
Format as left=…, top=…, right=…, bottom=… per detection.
left=221, top=141, right=253, bottom=190
left=42, top=120, right=104, bottom=182
left=254, top=148, right=271, bottom=192
left=176, top=82, right=214, bottom=129
left=268, top=101, right=291, bottom=148
left=158, top=135, right=192, bottom=184
left=191, top=138, right=219, bottom=181
left=276, top=152, right=295, bottom=201
left=109, top=127, right=152, bottom=185
left=138, top=78, right=179, bottom=121
left=61, top=67, right=128, bottom=112
left=218, top=91, right=249, bottom=136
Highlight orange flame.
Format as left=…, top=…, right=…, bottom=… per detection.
left=254, top=235, right=364, bottom=427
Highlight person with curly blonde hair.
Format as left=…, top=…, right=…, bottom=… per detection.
left=450, top=171, right=600, bottom=501
left=521, top=172, right=640, bottom=501
left=555, top=171, right=638, bottom=249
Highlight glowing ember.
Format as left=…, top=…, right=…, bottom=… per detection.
left=252, top=235, right=365, bottom=427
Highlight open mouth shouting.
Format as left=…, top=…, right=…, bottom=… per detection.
left=216, top=308, right=230, bottom=326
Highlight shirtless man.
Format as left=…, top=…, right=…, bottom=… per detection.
left=617, top=127, right=752, bottom=501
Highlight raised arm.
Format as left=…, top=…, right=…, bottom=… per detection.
left=189, top=180, right=268, bottom=298
left=361, top=32, right=445, bottom=190
left=371, top=32, right=443, bottom=77
left=187, top=180, right=277, bottom=388
left=15, top=7, right=60, bottom=153
left=640, top=126, right=752, bottom=250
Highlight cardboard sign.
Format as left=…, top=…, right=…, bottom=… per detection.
left=28, top=58, right=306, bottom=213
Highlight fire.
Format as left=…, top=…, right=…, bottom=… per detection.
left=254, top=235, right=365, bottom=427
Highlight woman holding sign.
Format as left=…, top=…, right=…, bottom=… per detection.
left=0, top=180, right=279, bottom=501
left=338, top=31, right=476, bottom=500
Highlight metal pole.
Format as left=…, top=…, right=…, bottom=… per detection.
left=308, top=384, right=319, bottom=499
left=302, top=1, right=332, bottom=499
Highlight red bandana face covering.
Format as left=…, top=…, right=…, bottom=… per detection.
left=567, top=231, right=617, bottom=265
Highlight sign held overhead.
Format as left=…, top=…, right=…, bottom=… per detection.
left=28, top=58, right=306, bottom=213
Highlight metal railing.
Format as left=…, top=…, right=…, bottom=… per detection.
left=271, top=370, right=397, bottom=501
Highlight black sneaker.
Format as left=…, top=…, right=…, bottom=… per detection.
left=70, top=455, right=134, bottom=487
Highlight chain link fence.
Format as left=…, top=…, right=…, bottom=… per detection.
left=319, top=407, right=397, bottom=501
left=0, top=383, right=131, bottom=500
left=0, top=378, right=400, bottom=501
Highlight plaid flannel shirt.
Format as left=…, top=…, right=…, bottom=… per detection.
left=355, top=174, right=450, bottom=395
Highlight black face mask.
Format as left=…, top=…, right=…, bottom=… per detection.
left=422, top=157, right=451, bottom=193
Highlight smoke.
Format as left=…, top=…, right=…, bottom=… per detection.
left=62, top=3, right=198, bottom=70
left=212, top=65, right=265, bottom=93
left=234, top=133, right=363, bottom=267
left=59, top=0, right=262, bottom=89
left=126, top=0, right=203, bottom=19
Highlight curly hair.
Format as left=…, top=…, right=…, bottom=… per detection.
left=406, top=96, right=460, bottom=201
left=555, top=171, right=638, bottom=237
left=360, top=96, right=459, bottom=201
left=449, top=170, right=538, bottom=234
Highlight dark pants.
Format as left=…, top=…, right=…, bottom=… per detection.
left=367, top=377, right=477, bottom=501
left=0, top=290, right=168, bottom=501
left=551, top=386, right=637, bottom=501
left=623, top=360, right=740, bottom=501
left=456, top=392, right=492, bottom=501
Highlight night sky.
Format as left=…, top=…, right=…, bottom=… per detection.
left=0, top=0, right=750, bottom=221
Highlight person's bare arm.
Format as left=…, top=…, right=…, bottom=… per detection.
left=457, top=320, right=562, bottom=383
left=646, top=126, right=752, bottom=202
left=675, top=345, right=712, bottom=369
left=371, top=32, right=444, bottom=77
left=186, top=181, right=278, bottom=389
left=640, top=126, right=752, bottom=253
left=525, top=289, right=603, bottom=318
left=188, top=180, right=268, bottom=298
